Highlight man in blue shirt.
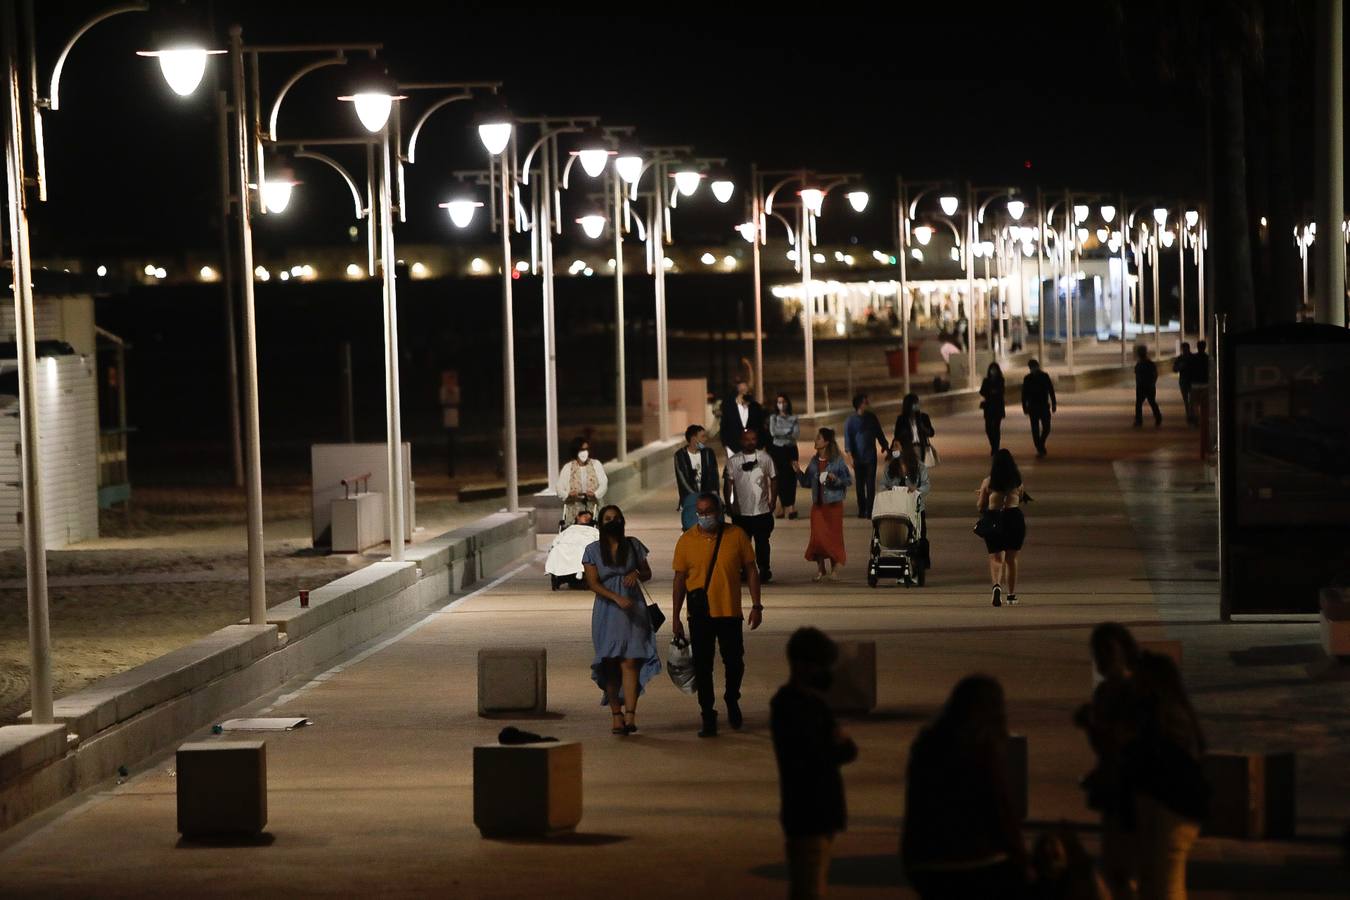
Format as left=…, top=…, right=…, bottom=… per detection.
left=844, top=393, right=888, bottom=518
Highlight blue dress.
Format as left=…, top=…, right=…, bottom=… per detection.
left=583, top=538, right=662, bottom=704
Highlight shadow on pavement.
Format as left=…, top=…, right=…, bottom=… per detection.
left=751, top=854, right=906, bottom=888
left=489, top=832, right=629, bottom=847
left=1187, top=857, right=1350, bottom=894
left=175, top=832, right=277, bottom=849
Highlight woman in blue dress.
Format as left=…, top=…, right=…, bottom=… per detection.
left=582, top=504, right=662, bottom=734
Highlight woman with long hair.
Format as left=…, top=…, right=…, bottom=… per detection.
left=893, top=393, right=936, bottom=467
left=977, top=449, right=1027, bottom=607
left=767, top=393, right=801, bottom=519
left=794, top=428, right=853, bottom=582
left=582, top=505, right=660, bottom=734
left=902, top=675, right=1027, bottom=898
left=980, top=362, right=1007, bottom=455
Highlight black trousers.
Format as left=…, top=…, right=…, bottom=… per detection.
left=689, top=615, right=745, bottom=716
left=731, top=512, right=774, bottom=577
left=767, top=443, right=799, bottom=509
left=1135, top=388, right=1161, bottom=425
left=1179, top=380, right=1194, bottom=422
left=983, top=413, right=1002, bottom=453
left=1027, top=408, right=1052, bottom=453
left=854, top=459, right=877, bottom=517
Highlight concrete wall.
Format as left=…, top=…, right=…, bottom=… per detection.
left=0, top=509, right=536, bottom=834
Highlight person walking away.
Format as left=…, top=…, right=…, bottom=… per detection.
left=1074, top=623, right=1142, bottom=899
left=768, top=394, right=801, bottom=519
left=978, top=449, right=1028, bottom=607
left=1186, top=341, right=1210, bottom=428
left=672, top=494, right=763, bottom=737
left=902, top=675, right=1027, bottom=899
left=844, top=393, right=888, bottom=518
left=724, top=427, right=778, bottom=583
left=1172, top=343, right=1195, bottom=425
left=771, top=627, right=859, bottom=900
left=582, top=505, right=660, bottom=735
left=893, top=393, right=937, bottom=467
left=1133, top=346, right=1162, bottom=428
left=720, top=377, right=765, bottom=456
left=675, top=424, right=719, bottom=530
left=980, top=362, right=1008, bottom=455
left=795, top=428, right=853, bottom=582
left=556, top=436, right=608, bottom=526
left=1021, top=360, right=1057, bottom=458
left=1124, top=653, right=1208, bottom=900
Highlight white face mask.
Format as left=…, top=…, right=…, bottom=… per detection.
left=777, top=402, right=786, bottom=412
left=891, top=450, right=901, bottom=459
left=577, top=450, right=589, bottom=463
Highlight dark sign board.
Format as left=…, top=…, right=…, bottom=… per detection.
left=1220, top=323, right=1350, bottom=616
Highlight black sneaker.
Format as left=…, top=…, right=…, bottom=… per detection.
left=991, top=585, right=1003, bottom=607
left=726, top=702, right=743, bottom=730
left=698, top=714, right=718, bottom=738
left=1006, top=594, right=1019, bottom=606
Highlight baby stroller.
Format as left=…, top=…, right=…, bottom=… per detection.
left=545, top=522, right=599, bottom=591
left=559, top=496, right=600, bottom=533
left=868, top=487, right=926, bottom=588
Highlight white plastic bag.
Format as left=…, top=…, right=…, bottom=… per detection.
left=667, top=637, right=696, bottom=694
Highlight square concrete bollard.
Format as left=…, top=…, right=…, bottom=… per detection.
left=823, top=641, right=876, bottom=715
left=1319, top=588, right=1350, bottom=659
left=473, top=741, right=582, bottom=837
left=1004, top=734, right=1029, bottom=822
left=478, top=648, right=547, bottom=716
left=1201, top=751, right=1296, bottom=839
left=177, top=741, right=267, bottom=837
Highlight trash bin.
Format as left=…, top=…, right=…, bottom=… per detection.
left=884, top=346, right=921, bottom=378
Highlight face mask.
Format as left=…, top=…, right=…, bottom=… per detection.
left=601, top=519, right=625, bottom=537
left=891, top=450, right=901, bottom=459
left=808, top=670, right=834, bottom=692
left=777, top=402, right=786, bottom=412
left=697, top=514, right=719, bottom=532
left=696, top=441, right=706, bottom=450
left=577, top=450, right=589, bottom=463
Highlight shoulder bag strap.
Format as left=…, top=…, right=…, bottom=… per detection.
left=703, top=525, right=726, bottom=590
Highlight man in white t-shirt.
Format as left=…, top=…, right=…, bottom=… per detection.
left=723, top=427, right=778, bottom=583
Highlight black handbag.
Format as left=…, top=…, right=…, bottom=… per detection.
left=640, top=581, right=666, bottom=633
left=973, top=511, right=1000, bottom=539
left=684, top=525, right=725, bottom=619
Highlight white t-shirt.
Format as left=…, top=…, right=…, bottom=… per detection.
left=687, top=448, right=702, bottom=484
left=737, top=400, right=750, bottom=428
left=724, top=449, right=776, bottom=517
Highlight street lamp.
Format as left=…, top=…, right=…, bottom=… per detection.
left=846, top=188, right=870, bottom=213
left=338, top=58, right=404, bottom=133
left=576, top=207, right=608, bottom=239
left=1006, top=198, right=1025, bottom=221
left=440, top=191, right=484, bottom=228
left=939, top=194, right=959, bottom=216
left=673, top=165, right=703, bottom=197
left=573, top=127, right=613, bottom=178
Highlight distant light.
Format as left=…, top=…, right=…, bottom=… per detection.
left=1153, top=207, right=1168, bottom=227
left=478, top=122, right=513, bottom=156
left=1076, top=228, right=1089, bottom=243
left=290, top=265, right=304, bottom=277
left=470, top=257, right=487, bottom=274
left=673, top=169, right=702, bottom=197
left=701, top=252, right=717, bottom=265
left=843, top=254, right=854, bottom=266
left=154, top=267, right=167, bottom=280
left=1185, top=209, right=1199, bottom=228
left=1099, top=204, right=1117, bottom=223
left=143, top=264, right=156, bottom=276
left=1022, top=241, right=1035, bottom=257
left=1161, top=231, right=1176, bottom=248
left=410, top=262, right=429, bottom=279
left=515, top=261, right=529, bottom=272
left=786, top=249, right=798, bottom=261
left=939, top=195, right=958, bottom=216
left=607, top=258, right=616, bottom=268
left=346, top=263, right=363, bottom=278
left=812, top=252, right=825, bottom=264
left=261, top=180, right=294, bottom=214
left=834, top=250, right=845, bottom=262
left=583, top=267, right=594, bottom=277
left=616, top=154, right=644, bottom=185
left=1006, top=199, right=1025, bottom=220
left=577, top=213, right=606, bottom=239
left=1096, top=228, right=1109, bottom=242
left=980, top=241, right=994, bottom=257
left=722, top=255, right=736, bottom=267
left=1259, top=216, right=1268, bottom=227
left=888, top=255, right=897, bottom=265
left=199, top=265, right=218, bottom=282
left=846, top=190, right=869, bottom=213
left=662, top=256, right=674, bottom=269
left=913, top=225, right=933, bottom=246
left=254, top=266, right=270, bottom=281
left=711, top=180, right=735, bottom=204
left=96, top=265, right=108, bottom=277
left=799, top=188, right=824, bottom=215
left=736, top=222, right=757, bottom=243
left=1073, top=204, right=1089, bottom=224
left=302, top=264, right=315, bottom=279
left=278, top=270, right=290, bottom=281
left=911, top=248, right=924, bottom=261
left=950, top=247, right=960, bottom=261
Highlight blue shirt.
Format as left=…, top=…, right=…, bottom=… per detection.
left=844, top=412, right=883, bottom=463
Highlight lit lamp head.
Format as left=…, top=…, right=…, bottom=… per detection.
left=338, top=59, right=405, bottom=133
left=1099, top=204, right=1117, bottom=223
left=474, top=97, right=513, bottom=156
left=845, top=187, right=870, bottom=213
left=708, top=168, right=736, bottom=204
left=1006, top=198, right=1025, bottom=221
left=1161, top=230, right=1176, bottom=248
left=615, top=141, right=644, bottom=185
left=938, top=195, right=959, bottom=216
left=672, top=165, right=704, bottom=197
left=912, top=224, right=934, bottom=246
left=798, top=187, right=825, bottom=216
left=576, top=205, right=608, bottom=239
left=1152, top=207, right=1169, bottom=227
left=1073, top=204, right=1089, bottom=224
left=1185, top=209, right=1199, bottom=228
left=438, top=188, right=484, bottom=229
left=258, top=153, right=300, bottom=215
left=736, top=221, right=757, bottom=243
left=1095, top=227, right=1109, bottom=243
left=573, top=127, right=614, bottom=178
left=136, top=10, right=224, bottom=98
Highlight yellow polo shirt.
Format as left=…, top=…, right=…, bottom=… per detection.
left=673, top=524, right=756, bottom=618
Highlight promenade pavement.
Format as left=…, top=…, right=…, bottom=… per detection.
left=2, top=378, right=1347, bottom=898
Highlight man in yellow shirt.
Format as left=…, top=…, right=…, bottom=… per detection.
left=672, top=493, right=764, bottom=737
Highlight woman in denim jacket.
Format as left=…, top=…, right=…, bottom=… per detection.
left=794, top=427, right=853, bottom=582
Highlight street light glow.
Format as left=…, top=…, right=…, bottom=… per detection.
left=346, top=263, right=363, bottom=278
left=577, top=213, right=607, bottom=239
left=261, top=179, right=294, bottom=214
left=351, top=93, right=394, bottom=132
left=339, top=62, right=403, bottom=133
left=616, top=153, right=644, bottom=185
left=913, top=225, right=933, bottom=246
left=155, top=49, right=210, bottom=96
left=1100, top=204, right=1117, bottom=223
left=673, top=169, right=702, bottom=197
left=1074, top=204, right=1089, bottom=224
left=1096, top=227, right=1109, bottom=242
left=1006, top=199, right=1025, bottom=220
left=1161, top=230, right=1176, bottom=248
left=1185, top=209, right=1199, bottom=228
left=1153, top=207, right=1168, bottom=226
left=736, top=222, right=757, bottom=243
left=799, top=188, right=824, bottom=215
left=846, top=190, right=870, bottom=213
left=478, top=123, right=512, bottom=156
left=711, top=180, right=735, bottom=203
left=939, top=195, right=958, bottom=216
left=439, top=198, right=483, bottom=229
left=701, top=252, right=716, bottom=265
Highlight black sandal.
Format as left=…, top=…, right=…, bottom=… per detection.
left=611, top=711, right=627, bottom=735
left=624, top=708, right=638, bottom=734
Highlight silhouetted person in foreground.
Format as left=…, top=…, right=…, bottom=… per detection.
left=771, top=627, right=858, bottom=899
left=1172, top=342, right=1195, bottom=425
left=1021, top=360, right=1057, bottom=458
left=1133, top=346, right=1162, bottom=428
left=902, top=675, right=1026, bottom=898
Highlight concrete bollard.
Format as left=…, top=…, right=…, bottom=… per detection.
left=478, top=648, right=548, bottom=716
left=176, top=741, right=267, bottom=837
left=473, top=741, right=582, bottom=837
left=1319, top=588, right=1350, bottom=659
left=823, top=641, right=877, bottom=715
left=1201, top=751, right=1296, bottom=839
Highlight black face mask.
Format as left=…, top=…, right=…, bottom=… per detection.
left=601, top=519, right=626, bottom=538
left=807, top=669, right=834, bottom=692
left=741, top=459, right=758, bottom=471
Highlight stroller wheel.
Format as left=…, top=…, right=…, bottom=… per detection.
left=916, top=563, right=927, bottom=587
left=867, top=573, right=878, bottom=588
left=550, top=575, right=560, bottom=591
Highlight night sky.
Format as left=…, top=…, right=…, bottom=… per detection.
left=27, top=2, right=1248, bottom=259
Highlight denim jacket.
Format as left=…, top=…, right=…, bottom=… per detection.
left=797, top=454, right=853, bottom=505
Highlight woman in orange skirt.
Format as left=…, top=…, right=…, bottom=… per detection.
left=794, top=427, right=853, bottom=581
